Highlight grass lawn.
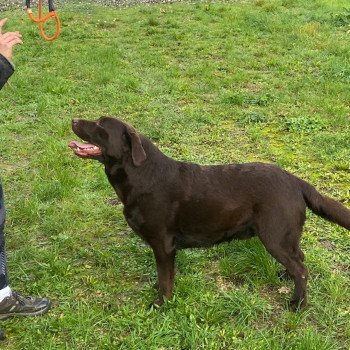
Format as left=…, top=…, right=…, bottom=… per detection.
left=0, top=0, right=349, bottom=348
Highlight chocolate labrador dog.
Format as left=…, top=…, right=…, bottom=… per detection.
left=69, top=116, right=350, bottom=310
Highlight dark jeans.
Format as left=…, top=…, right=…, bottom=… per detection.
left=0, top=178, right=9, bottom=289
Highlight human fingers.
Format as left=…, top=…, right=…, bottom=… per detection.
left=6, top=37, right=23, bottom=47
left=0, top=32, right=22, bottom=41
left=0, top=35, right=21, bottom=46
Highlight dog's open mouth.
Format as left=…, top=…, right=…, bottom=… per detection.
left=68, top=141, right=102, bottom=157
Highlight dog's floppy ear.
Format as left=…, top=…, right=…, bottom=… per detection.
left=126, top=125, right=147, bottom=167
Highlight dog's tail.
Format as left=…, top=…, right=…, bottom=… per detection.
left=297, top=177, right=350, bottom=230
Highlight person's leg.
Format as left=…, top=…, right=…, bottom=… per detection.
left=0, top=178, right=51, bottom=320
left=0, top=179, right=10, bottom=296
left=0, top=180, right=7, bottom=340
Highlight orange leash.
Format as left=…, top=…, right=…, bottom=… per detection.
left=26, top=0, right=61, bottom=42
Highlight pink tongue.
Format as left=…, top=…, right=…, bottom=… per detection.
left=69, top=141, right=96, bottom=149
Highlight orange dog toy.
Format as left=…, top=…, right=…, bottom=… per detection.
left=26, top=0, right=61, bottom=42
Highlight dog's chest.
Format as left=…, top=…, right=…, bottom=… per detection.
left=123, top=205, right=145, bottom=234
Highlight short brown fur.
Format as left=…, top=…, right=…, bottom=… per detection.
left=71, top=116, right=350, bottom=310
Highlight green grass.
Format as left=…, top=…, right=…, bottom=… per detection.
left=0, top=0, right=349, bottom=348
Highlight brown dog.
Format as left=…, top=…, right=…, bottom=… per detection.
left=69, top=116, right=350, bottom=310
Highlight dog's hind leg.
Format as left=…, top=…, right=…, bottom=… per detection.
left=257, top=220, right=308, bottom=310
left=278, top=247, right=305, bottom=281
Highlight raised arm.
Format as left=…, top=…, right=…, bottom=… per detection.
left=0, top=18, right=22, bottom=89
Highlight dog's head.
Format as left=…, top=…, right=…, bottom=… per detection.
left=68, top=116, right=147, bottom=167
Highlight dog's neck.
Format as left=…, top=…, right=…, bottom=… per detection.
left=105, top=135, right=177, bottom=204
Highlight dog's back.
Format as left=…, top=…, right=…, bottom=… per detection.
left=70, top=116, right=350, bottom=309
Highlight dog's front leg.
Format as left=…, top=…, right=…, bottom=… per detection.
left=150, top=238, right=176, bottom=307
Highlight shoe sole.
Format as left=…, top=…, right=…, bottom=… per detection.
left=0, top=303, right=51, bottom=321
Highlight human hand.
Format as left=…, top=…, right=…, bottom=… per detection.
left=0, top=18, right=23, bottom=61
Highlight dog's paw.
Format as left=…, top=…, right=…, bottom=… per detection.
left=149, top=298, right=163, bottom=309
left=289, top=298, right=307, bottom=312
